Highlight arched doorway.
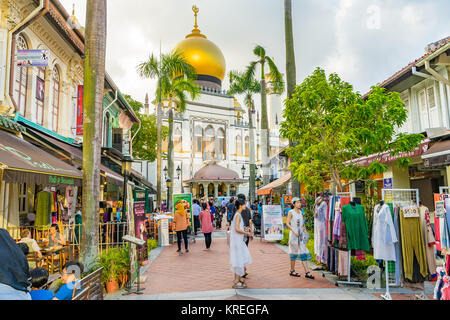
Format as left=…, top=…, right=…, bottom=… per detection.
left=230, top=185, right=236, bottom=196
left=218, top=183, right=226, bottom=196
left=197, top=184, right=204, bottom=198
left=208, top=183, right=214, bottom=198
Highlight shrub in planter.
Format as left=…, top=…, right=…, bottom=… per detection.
left=95, top=247, right=130, bottom=293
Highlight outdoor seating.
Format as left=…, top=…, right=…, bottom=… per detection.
left=72, top=268, right=103, bottom=300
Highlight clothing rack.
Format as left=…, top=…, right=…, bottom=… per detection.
left=381, top=188, right=421, bottom=300
left=336, top=193, right=363, bottom=288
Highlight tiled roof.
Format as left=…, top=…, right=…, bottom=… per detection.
left=0, top=116, right=26, bottom=133
left=362, top=36, right=450, bottom=98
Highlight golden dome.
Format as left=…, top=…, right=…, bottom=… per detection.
left=173, top=6, right=226, bottom=84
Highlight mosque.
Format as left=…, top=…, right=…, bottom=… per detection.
left=136, top=6, right=289, bottom=200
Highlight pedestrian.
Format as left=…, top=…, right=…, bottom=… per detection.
left=234, top=194, right=254, bottom=248
left=209, top=201, right=216, bottom=224
left=286, top=198, right=314, bottom=279
left=226, top=197, right=235, bottom=226
left=199, top=202, right=214, bottom=250
left=192, top=199, right=201, bottom=235
left=174, top=202, right=191, bottom=254
left=229, top=199, right=253, bottom=289
left=0, top=229, right=31, bottom=300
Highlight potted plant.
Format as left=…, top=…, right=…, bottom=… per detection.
left=95, top=248, right=121, bottom=293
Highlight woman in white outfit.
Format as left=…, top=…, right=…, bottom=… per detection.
left=286, top=198, right=314, bottom=279
left=229, top=199, right=253, bottom=289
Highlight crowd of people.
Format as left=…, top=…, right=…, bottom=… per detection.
left=0, top=228, right=84, bottom=300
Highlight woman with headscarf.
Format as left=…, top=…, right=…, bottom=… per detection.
left=0, top=228, right=31, bottom=300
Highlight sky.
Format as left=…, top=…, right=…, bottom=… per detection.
left=60, top=0, right=450, bottom=111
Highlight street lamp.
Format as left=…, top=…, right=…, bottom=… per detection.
left=166, top=177, right=172, bottom=212
left=122, top=155, right=133, bottom=220
left=241, top=165, right=246, bottom=178
left=176, top=165, right=181, bottom=180
left=256, top=176, right=261, bottom=188
left=163, top=165, right=168, bottom=179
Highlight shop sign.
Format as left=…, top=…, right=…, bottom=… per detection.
left=283, top=194, right=292, bottom=204
left=76, top=85, right=83, bottom=136
left=423, top=154, right=450, bottom=168
left=262, top=205, right=283, bottom=241
left=353, top=142, right=430, bottom=167
left=383, top=178, right=393, bottom=189
left=133, top=201, right=148, bottom=263
left=49, top=175, right=74, bottom=185
left=435, top=201, right=446, bottom=218
left=16, top=49, right=49, bottom=67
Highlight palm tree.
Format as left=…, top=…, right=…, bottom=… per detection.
left=228, top=70, right=261, bottom=202
left=284, top=0, right=300, bottom=197
left=245, top=45, right=285, bottom=185
left=81, top=0, right=107, bottom=268
left=137, top=51, right=200, bottom=211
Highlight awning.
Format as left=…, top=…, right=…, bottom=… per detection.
left=0, top=129, right=82, bottom=186
left=101, top=165, right=124, bottom=186
left=257, top=172, right=291, bottom=196
left=422, top=139, right=450, bottom=168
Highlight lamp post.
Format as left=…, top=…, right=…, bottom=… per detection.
left=122, top=155, right=133, bottom=221
left=163, top=165, right=168, bottom=179
left=166, top=177, right=172, bottom=212
left=241, top=165, right=246, bottom=178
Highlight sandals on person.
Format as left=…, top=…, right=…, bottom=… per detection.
left=305, top=272, right=315, bottom=280
left=290, top=270, right=301, bottom=278
left=242, top=272, right=249, bottom=278
left=232, top=281, right=247, bottom=289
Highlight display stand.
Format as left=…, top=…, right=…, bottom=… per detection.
left=381, top=188, right=421, bottom=300
left=336, top=194, right=363, bottom=288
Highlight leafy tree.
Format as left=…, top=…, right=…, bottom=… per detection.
left=228, top=70, right=261, bottom=201
left=280, top=67, right=423, bottom=193
left=245, top=45, right=285, bottom=185
left=137, top=51, right=200, bottom=210
left=124, top=94, right=168, bottom=162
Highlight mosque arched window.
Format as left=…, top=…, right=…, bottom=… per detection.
left=35, top=67, right=45, bottom=126
left=103, top=112, right=111, bottom=147
left=14, top=34, right=29, bottom=117
left=174, top=128, right=182, bottom=152
left=51, top=65, right=60, bottom=132
left=217, top=128, right=226, bottom=159
left=235, top=135, right=242, bottom=155
left=194, top=126, right=202, bottom=153
left=244, top=136, right=249, bottom=157
left=203, top=125, right=215, bottom=158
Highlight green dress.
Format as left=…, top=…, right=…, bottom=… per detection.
left=341, top=204, right=370, bottom=252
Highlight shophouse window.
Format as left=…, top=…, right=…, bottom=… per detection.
left=51, top=66, right=60, bottom=132
left=14, top=34, right=29, bottom=117
left=103, top=112, right=111, bottom=147
left=194, top=126, right=202, bottom=153
left=35, top=67, right=45, bottom=126
left=418, top=85, right=439, bottom=131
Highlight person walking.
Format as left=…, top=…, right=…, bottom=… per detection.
left=199, top=202, right=214, bottom=250
left=174, top=202, right=191, bottom=255
left=192, top=200, right=201, bottom=236
left=235, top=194, right=254, bottom=247
left=226, top=197, right=235, bottom=226
left=286, top=198, right=315, bottom=279
left=229, top=199, right=252, bottom=289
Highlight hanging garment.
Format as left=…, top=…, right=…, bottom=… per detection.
left=333, top=209, right=342, bottom=242
left=339, top=221, right=347, bottom=249
left=341, top=204, right=370, bottom=252
left=315, top=201, right=328, bottom=264
left=392, top=205, right=402, bottom=285
left=441, top=215, right=450, bottom=255
left=399, top=208, right=429, bottom=282
left=434, top=267, right=446, bottom=300
left=440, top=276, right=450, bottom=300
left=338, top=250, right=349, bottom=276
left=435, top=216, right=442, bottom=251
left=372, top=204, right=398, bottom=261
left=419, top=206, right=437, bottom=276
left=353, top=250, right=366, bottom=261
left=35, top=191, right=51, bottom=227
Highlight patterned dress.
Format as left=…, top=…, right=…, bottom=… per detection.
left=289, top=209, right=312, bottom=261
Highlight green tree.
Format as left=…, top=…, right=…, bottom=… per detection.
left=245, top=45, right=285, bottom=185
left=284, top=0, right=300, bottom=197
left=280, top=67, right=423, bottom=194
left=81, top=0, right=107, bottom=268
left=124, top=94, right=168, bottom=162
left=228, top=70, right=261, bottom=201
left=137, top=51, right=200, bottom=211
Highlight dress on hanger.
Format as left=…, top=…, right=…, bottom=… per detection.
left=419, top=205, right=436, bottom=276
left=372, top=204, right=397, bottom=261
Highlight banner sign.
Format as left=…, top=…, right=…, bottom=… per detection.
left=16, top=49, right=49, bottom=67
left=173, top=193, right=193, bottom=232
left=262, top=205, right=283, bottom=241
left=435, top=201, right=446, bottom=218
left=76, top=85, right=83, bottom=136
left=134, top=201, right=148, bottom=263
left=383, top=178, right=393, bottom=189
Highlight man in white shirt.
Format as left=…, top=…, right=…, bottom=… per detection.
left=19, top=229, right=43, bottom=261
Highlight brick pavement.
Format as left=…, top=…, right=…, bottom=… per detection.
left=141, top=235, right=335, bottom=295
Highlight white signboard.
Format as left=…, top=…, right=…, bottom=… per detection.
left=262, top=205, right=283, bottom=241
left=16, top=49, right=49, bottom=67
left=158, top=218, right=170, bottom=247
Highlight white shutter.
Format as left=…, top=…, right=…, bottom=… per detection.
left=427, top=86, right=439, bottom=128
left=419, top=90, right=429, bottom=131
left=0, top=29, right=7, bottom=100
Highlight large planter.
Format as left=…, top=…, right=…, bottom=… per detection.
left=106, top=280, right=119, bottom=293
